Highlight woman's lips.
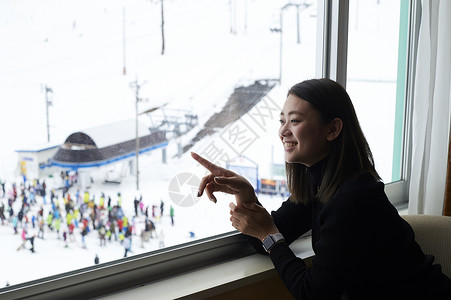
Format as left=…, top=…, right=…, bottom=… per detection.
left=283, top=142, right=297, bottom=151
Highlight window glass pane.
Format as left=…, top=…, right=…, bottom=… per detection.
left=0, top=0, right=319, bottom=287
left=346, top=0, right=405, bottom=183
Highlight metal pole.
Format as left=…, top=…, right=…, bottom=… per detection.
left=296, top=5, right=301, bottom=44
left=135, top=79, right=140, bottom=191
left=130, top=77, right=147, bottom=191
left=161, top=0, right=165, bottom=55
left=279, top=11, right=283, bottom=83
left=46, top=88, right=50, bottom=142
left=123, top=7, right=126, bottom=75
left=45, top=85, right=53, bottom=142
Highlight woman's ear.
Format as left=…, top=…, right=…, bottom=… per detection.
left=326, top=118, right=343, bottom=141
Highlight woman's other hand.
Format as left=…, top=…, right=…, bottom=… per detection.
left=229, top=202, right=279, bottom=240
left=191, top=152, right=257, bottom=206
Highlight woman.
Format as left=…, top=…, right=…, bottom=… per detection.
left=191, top=79, right=451, bottom=299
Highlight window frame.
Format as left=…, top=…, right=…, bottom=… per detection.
left=0, top=232, right=255, bottom=299
left=0, top=0, right=417, bottom=298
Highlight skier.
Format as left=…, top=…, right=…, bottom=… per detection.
left=37, top=217, right=45, bottom=239
left=41, top=180, right=47, bottom=205
left=28, top=234, right=35, bottom=253
left=144, top=205, right=149, bottom=218
left=139, top=196, right=144, bottom=215
left=117, top=192, right=122, bottom=207
left=81, top=222, right=88, bottom=249
left=0, top=203, right=5, bottom=225
left=117, top=218, right=123, bottom=234
left=160, top=200, right=164, bottom=217
left=146, top=218, right=156, bottom=238
left=63, top=230, right=68, bottom=248
left=0, top=179, right=5, bottom=197
left=17, top=207, right=24, bottom=228
left=54, top=217, right=61, bottom=239
left=123, top=227, right=132, bottom=257
left=31, top=214, right=36, bottom=228
left=12, top=215, right=19, bottom=234
left=75, top=189, right=81, bottom=206
left=17, top=228, right=28, bottom=251
left=133, top=197, right=139, bottom=217
left=68, top=222, right=75, bottom=242
left=84, top=191, right=89, bottom=204
left=50, top=189, right=56, bottom=204
left=109, top=220, right=117, bottom=241
left=99, top=193, right=105, bottom=210
left=122, top=215, right=128, bottom=233
left=139, top=195, right=144, bottom=215
left=98, top=224, right=106, bottom=246
left=170, top=206, right=174, bottom=226
left=46, top=211, right=53, bottom=231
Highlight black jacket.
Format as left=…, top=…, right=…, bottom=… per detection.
left=249, top=162, right=451, bottom=299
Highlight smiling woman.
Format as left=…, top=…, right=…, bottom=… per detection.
left=192, top=79, right=451, bottom=299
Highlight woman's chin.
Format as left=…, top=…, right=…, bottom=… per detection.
left=284, top=156, right=296, bottom=164
left=284, top=154, right=302, bottom=165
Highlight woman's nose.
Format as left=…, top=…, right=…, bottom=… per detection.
left=279, top=124, right=291, bottom=137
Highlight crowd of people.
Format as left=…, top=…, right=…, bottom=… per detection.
left=0, top=174, right=174, bottom=261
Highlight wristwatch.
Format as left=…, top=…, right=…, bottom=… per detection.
left=262, top=233, right=285, bottom=253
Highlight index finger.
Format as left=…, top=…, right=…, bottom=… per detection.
left=191, top=152, right=224, bottom=175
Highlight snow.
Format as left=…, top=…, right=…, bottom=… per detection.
left=0, top=0, right=401, bottom=288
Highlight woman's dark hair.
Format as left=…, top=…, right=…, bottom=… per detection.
left=285, top=78, right=380, bottom=205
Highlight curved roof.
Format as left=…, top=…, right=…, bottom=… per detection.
left=68, top=119, right=150, bottom=149
left=50, top=120, right=168, bottom=168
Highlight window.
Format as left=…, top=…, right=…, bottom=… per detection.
left=345, top=0, right=411, bottom=206
left=1, top=0, right=320, bottom=288
left=346, top=0, right=408, bottom=183
left=0, top=0, right=413, bottom=298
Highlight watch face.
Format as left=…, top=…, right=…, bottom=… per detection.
left=262, top=236, right=274, bottom=251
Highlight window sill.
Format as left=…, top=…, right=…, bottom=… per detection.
left=99, top=237, right=314, bottom=300
left=98, top=204, right=408, bottom=300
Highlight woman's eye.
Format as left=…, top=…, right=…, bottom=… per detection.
left=279, top=119, right=285, bottom=124
left=290, top=120, right=300, bottom=123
